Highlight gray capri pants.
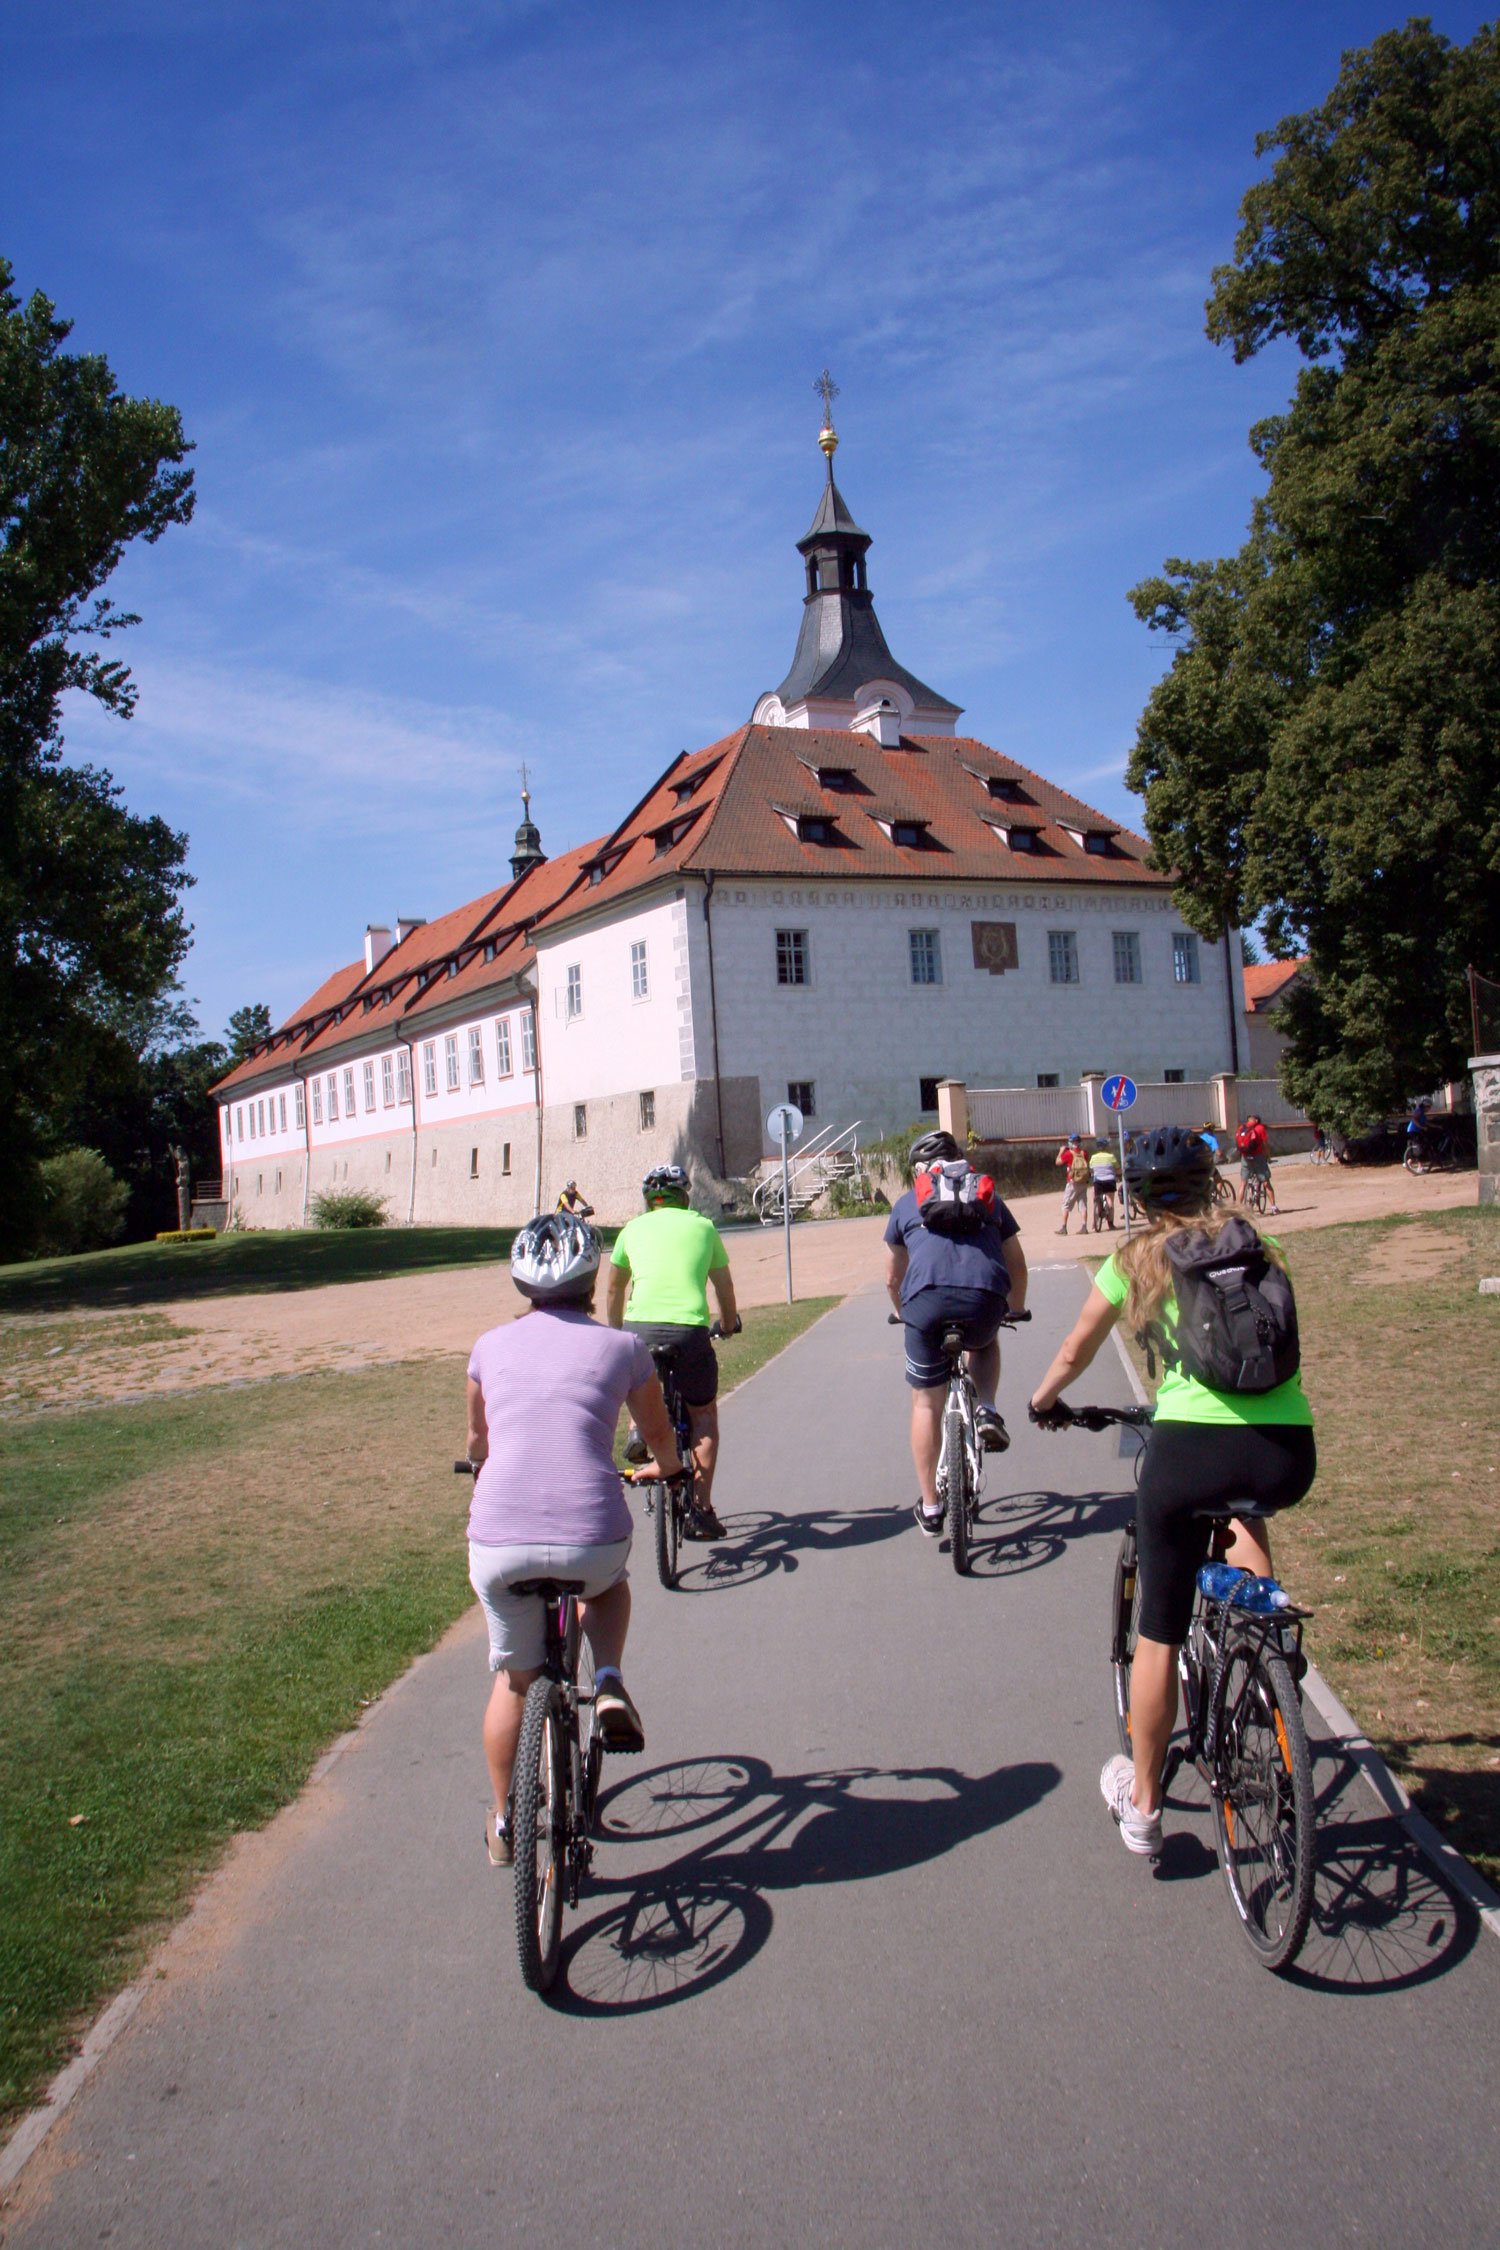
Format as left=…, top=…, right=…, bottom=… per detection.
left=468, top=1536, right=632, bottom=1672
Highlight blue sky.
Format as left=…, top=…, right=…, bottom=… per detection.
left=5, top=1, right=1491, bottom=1040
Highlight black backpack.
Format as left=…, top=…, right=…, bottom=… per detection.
left=1143, top=1217, right=1300, bottom=1394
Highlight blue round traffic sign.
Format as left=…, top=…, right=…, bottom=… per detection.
left=1102, top=1075, right=1137, bottom=1112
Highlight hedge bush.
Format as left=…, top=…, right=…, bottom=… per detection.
left=35, top=1149, right=131, bottom=1257
left=154, top=1227, right=218, bottom=1244
left=309, top=1189, right=389, bottom=1230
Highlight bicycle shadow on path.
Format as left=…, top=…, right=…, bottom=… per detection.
left=959, top=1487, right=1134, bottom=1580
left=668, top=1503, right=912, bottom=1594
left=1149, top=1749, right=1479, bottom=1994
left=551, top=1753, right=1061, bottom=2015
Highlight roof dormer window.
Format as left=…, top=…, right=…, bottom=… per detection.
left=871, top=814, right=931, bottom=849
left=1060, top=823, right=1118, bottom=854
left=986, top=776, right=1028, bottom=802
left=798, top=815, right=836, bottom=845
left=817, top=765, right=858, bottom=792
left=982, top=815, right=1042, bottom=851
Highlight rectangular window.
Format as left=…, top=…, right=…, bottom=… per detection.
left=1036, top=1073, right=1060, bottom=1089
left=1173, top=932, right=1201, bottom=985
left=468, top=1025, right=484, bottom=1085
left=918, top=1076, right=940, bottom=1112
left=469, top=1147, right=479, bottom=1179
left=573, top=1103, right=587, bottom=1139
left=495, top=1016, right=512, bottom=1077
left=311, top=1080, right=323, bottom=1125
left=1048, top=929, right=1079, bottom=985
left=279, top=1093, right=288, bottom=1131
left=521, top=1010, right=536, bottom=1073
left=343, top=1067, right=356, bottom=1117
left=294, top=1084, right=306, bottom=1129
left=422, top=1041, right=437, bottom=1097
left=501, top=1141, right=512, bottom=1176
left=363, top=1060, right=376, bottom=1112
left=639, top=1089, right=655, bottom=1130
left=235, top=1106, right=244, bottom=1140
left=566, top=964, right=583, bottom=1019
left=444, top=1034, right=460, bottom=1090
left=630, top=940, right=648, bottom=1000
left=381, top=1055, right=395, bottom=1107
left=776, top=929, right=809, bottom=986
left=327, top=1072, right=339, bottom=1121
left=258, top=1099, right=267, bottom=1135
left=1112, top=930, right=1141, bottom=985
left=909, top=929, right=942, bottom=986
left=274, top=1169, right=282, bottom=1193
left=788, top=1079, right=816, bottom=1119
left=1164, top=1068, right=1186, bottom=1083
left=397, top=1049, right=412, bottom=1106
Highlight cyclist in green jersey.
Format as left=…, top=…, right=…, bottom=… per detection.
left=606, top=1163, right=741, bottom=1539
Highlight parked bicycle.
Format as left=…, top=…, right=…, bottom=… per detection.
left=890, top=1309, right=1030, bottom=1574
left=1404, top=1123, right=1460, bottom=1174
left=1042, top=1403, right=1316, bottom=1972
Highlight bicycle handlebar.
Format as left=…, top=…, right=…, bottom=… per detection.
left=1027, top=1401, right=1152, bottom=1432
left=709, top=1317, right=743, bottom=1340
left=886, top=1310, right=1031, bottom=1326
left=454, top=1459, right=476, bottom=1476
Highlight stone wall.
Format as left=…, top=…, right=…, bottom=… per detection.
left=1471, top=1054, right=1500, bottom=1206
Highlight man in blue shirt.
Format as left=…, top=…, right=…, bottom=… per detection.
left=883, top=1131, right=1028, bottom=1536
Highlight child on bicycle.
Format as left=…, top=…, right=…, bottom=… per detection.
left=1027, top=1126, right=1314, bottom=1856
left=464, top=1212, right=684, bottom=1867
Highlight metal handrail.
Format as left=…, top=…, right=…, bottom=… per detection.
left=752, top=1122, right=862, bottom=1221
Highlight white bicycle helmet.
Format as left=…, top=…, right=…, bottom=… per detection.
left=510, top=1212, right=602, bottom=1300
left=642, top=1163, right=690, bottom=1206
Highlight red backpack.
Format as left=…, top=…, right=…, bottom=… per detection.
left=913, top=1159, right=997, bottom=1237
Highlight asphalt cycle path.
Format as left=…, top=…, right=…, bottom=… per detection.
left=6, top=1269, right=1499, bottom=2249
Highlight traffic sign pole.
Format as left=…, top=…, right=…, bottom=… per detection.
left=1119, top=1108, right=1131, bottom=1240
left=780, top=1116, right=793, bottom=1303
left=1100, top=1075, right=1138, bottom=1240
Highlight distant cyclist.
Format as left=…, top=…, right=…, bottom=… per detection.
left=1028, top=1127, right=1313, bottom=1857
left=1235, top=1113, right=1279, bottom=1215
left=1088, top=1141, right=1118, bottom=1231
left=884, top=1129, right=1028, bottom=1536
left=465, top=1213, right=684, bottom=1868
left=607, top=1164, right=741, bottom=1541
left=557, top=1179, right=595, bottom=1219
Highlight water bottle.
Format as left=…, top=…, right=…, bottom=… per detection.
left=1233, top=1575, right=1292, bottom=1615
left=1197, top=1561, right=1250, bottom=1602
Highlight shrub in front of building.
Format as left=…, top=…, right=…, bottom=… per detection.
left=35, top=1148, right=131, bottom=1258
left=309, top=1188, right=390, bottom=1230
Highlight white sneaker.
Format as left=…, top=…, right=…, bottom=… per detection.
left=1100, top=1754, right=1162, bottom=1856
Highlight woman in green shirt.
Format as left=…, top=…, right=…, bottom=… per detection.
left=1028, top=1126, right=1315, bottom=1857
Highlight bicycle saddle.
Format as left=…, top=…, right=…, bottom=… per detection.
left=940, top=1326, right=966, bottom=1357
left=509, top=1577, right=587, bottom=1599
left=1191, top=1500, right=1276, bottom=1522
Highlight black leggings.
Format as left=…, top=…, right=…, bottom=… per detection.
left=1135, top=1422, right=1316, bottom=1644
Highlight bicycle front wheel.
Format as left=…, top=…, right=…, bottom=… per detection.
left=1402, top=1143, right=1423, bottom=1175
left=1210, top=1641, right=1315, bottom=1972
left=1110, top=1528, right=1141, bottom=1758
left=512, top=1677, right=567, bottom=1992
left=1211, top=1170, right=1235, bottom=1207
left=653, top=1478, right=680, bottom=1589
left=945, top=1401, right=972, bottom=1575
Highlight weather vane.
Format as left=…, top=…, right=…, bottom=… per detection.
left=519, top=759, right=531, bottom=813
left=815, top=367, right=839, bottom=429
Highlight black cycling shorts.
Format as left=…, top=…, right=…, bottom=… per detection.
left=625, top=1322, right=719, bottom=1408
left=1134, top=1421, right=1316, bottom=1644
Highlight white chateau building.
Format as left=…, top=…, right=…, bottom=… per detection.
left=212, top=419, right=1246, bottom=1225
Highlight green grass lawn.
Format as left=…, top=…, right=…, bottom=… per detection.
left=0, top=1294, right=836, bottom=2131
left=0, top=1225, right=528, bottom=1316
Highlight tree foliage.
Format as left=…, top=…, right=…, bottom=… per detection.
left=1127, top=21, right=1500, bottom=1128
left=0, top=257, right=195, bottom=1255
left=226, top=1002, right=272, bottom=1063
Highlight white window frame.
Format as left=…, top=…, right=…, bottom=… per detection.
left=343, top=1067, right=356, bottom=1116
left=787, top=1078, right=816, bottom=1119
left=279, top=1093, right=288, bottom=1131
left=363, top=1060, right=376, bottom=1112
left=565, top=964, right=583, bottom=1020
left=630, top=940, right=649, bottom=1000
left=909, top=928, right=942, bottom=986
left=1047, top=929, right=1080, bottom=986
left=381, top=1054, right=395, bottom=1107
left=311, top=1080, right=323, bottom=1126
left=235, top=1105, right=244, bottom=1140
left=776, top=929, right=810, bottom=986
left=468, top=1025, right=485, bottom=1085
left=397, top=1049, right=413, bottom=1106
left=1112, top=930, right=1142, bottom=986
left=444, top=1033, right=460, bottom=1091
left=422, top=1041, right=437, bottom=1098
left=294, top=1083, right=306, bottom=1129
left=327, top=1072, right=339, bottom=1121
left=639, top=1089, right=655, bottom=1130
left=521, top=1010, right=536, bottom=1073
left=1173, top=932, right=1201, bottom=986
left=495, top=1016, right=512, bottom=1077
left=573, top=1102, right=587, bottom=1139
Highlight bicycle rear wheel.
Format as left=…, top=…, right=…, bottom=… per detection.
left=1211, top=1170, right=1235, bottom=1207
left=653, top=1478, right=680, bottom=1589
left=512, top=1677, right=567, bottom=1992
left=944, top=1400, right=972, bottom=1575
left=1110, top=1527, right=1141, bottom=1757
left=1210, top=1641, right=1315, bottom=1972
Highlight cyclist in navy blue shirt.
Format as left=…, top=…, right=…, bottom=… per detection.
left=884, top=1131, right=1028, bottom=1536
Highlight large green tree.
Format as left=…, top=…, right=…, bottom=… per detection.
left=1127, top=20, right=1500, bottom=1129
left=0, top=258, right=195, bottom=1255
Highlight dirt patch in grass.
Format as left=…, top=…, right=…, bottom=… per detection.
left=1352, top=1222, right=1469, bottom=1289
left=0, top=1311, right=193, bottom=1416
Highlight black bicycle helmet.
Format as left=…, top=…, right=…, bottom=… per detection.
left=642, top=1162, right=691, bottom=1206
left=909, top=1129, right=962, bottom=1167
left=1122, top=1124, right=1215, bottom=1211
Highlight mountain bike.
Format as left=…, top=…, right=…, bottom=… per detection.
left=454, top=1461, right=621, bottom=1994
left=1210, top=1168, right=1236, bottom=1206
left=638, top=1319, right=737, bottom=1588
left=1403, top=1124, right=1459, bottom=1174
left=891, top=1309, right=1030, bottom=1575
left=1241, top=1168, right=1271, bottom=1215
left=1038, top=1404, right=1316, bottom=1973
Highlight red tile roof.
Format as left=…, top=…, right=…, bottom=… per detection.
left=1243, top=958, right=1306, bottom=1011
